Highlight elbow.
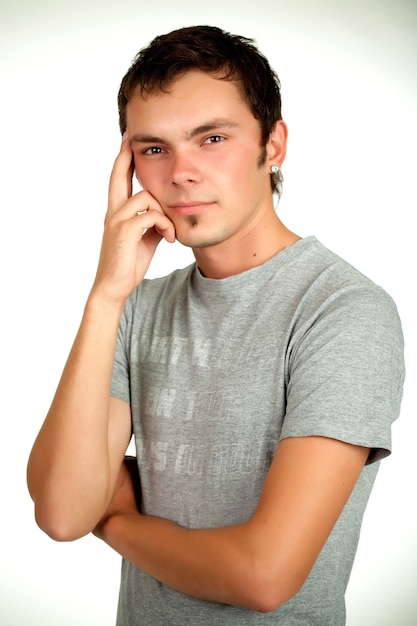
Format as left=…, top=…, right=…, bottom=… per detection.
left=28, top=476, right=104, bottom=542
left=35, top=512, right=91, bottom=543
left=37, top=521, right=84, bottom=543
left=27, top=463, right=82, bottom=541
left=245, top=583, right=302, bottom=614
left=33, top=502, right=94, bottom=542
left=244, top=583, right=298, bottom=614
left=248, top=590, right=296, bottom=614
left=237, top=561, right=305, bottom=614
left=226, top=517, right=312, bottom=613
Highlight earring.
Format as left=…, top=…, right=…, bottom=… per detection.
left=270, top=164, right=280, bottom=174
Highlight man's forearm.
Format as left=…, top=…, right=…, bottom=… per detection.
left=97, top=511, right=290, bottom=613
left=27, top=293, right=129, bottom=540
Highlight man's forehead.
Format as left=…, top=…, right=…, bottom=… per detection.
left=128, top=69, right=245, bottom=107
left=125, top=72, right=253, bottom=138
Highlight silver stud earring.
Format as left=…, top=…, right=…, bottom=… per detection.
left=270, top=164, right=280, bottom=174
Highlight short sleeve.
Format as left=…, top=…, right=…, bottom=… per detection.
left=281, top=285, right=405, bottom=464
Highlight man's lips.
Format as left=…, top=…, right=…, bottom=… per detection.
left=167, top=201, right=215, bottom=215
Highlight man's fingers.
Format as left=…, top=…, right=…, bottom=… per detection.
left=108, top=190, right=176, bottom=243
left=133, top=208, right=176, bottom=244
left=107, top=134, right=134, bottom=218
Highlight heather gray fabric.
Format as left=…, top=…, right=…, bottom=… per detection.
left=111, top=236, right=404, bottom=625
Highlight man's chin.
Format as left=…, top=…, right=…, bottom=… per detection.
left=175, top=231, right=229, bottom=251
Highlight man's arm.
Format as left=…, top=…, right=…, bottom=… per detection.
left=26, top=135, right=175, bottom=541
left=95, top=435, right=369, bottom=612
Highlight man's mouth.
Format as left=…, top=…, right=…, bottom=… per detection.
left=167, top=201, right=215, bottom=215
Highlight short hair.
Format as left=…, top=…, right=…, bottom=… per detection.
left=118, top=25, right=284, bottom=195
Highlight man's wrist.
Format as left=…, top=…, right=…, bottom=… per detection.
left=85, top=288, right=126, bottom=318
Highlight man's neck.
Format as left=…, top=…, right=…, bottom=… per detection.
left=193, top=216, right=301, bottom=279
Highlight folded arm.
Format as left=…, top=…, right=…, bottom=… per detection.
left=95, top=435, right=369, bottom=612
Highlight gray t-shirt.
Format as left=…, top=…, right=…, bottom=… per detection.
left=111, top=236, right=404, bottom=625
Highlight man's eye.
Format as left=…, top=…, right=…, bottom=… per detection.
left=204, top=135, right=224, bottom=144
left=143, top=146, right=163, bottom=155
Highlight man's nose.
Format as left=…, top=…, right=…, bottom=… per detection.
left=170, top=150, right=201, bottom=185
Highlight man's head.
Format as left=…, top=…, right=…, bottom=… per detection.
left=118, top=25, right=284, bottom=195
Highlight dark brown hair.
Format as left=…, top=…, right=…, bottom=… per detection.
left=118, top=25, right=284, bottom=194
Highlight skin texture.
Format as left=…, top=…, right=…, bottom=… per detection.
left=27, top=69, right=369, bottom=611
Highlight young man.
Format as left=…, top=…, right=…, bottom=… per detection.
left=27, top=26, right=405, bottom=625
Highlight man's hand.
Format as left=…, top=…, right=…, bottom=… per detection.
left=91, top=134, right=176, bottom=306
left=94, top=456, right=141, bottom=539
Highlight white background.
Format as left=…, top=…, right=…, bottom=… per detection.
left=1, top=0, right=416, bottom=624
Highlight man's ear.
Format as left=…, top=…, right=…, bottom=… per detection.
left=266, top=120, right=288, bottom=169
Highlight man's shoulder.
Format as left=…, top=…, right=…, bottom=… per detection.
left=295, top=238, right=392, bottom=300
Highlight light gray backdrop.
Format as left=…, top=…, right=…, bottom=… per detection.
left=1, top=1, right=415, bottom=624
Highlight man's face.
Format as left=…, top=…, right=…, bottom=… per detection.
left=126, top=70, right=277, bottom=250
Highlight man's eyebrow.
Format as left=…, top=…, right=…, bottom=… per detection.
left=130, top=134, right=165, bottom=145
left=129, top=120, right=239, bottom=145
left=186, top=120, right=239, bottom=140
